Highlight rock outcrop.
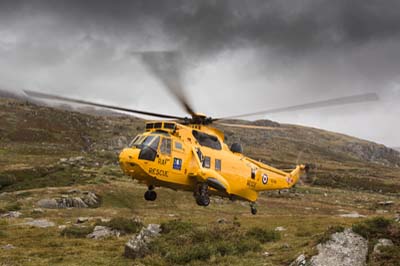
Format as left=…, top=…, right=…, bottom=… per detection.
left=87, top=226, right=120, bottom=240
left=290, top=229, right=368, bottom=266
left=124, top=224, right=161, bottom=259
left=310, top=229, right=368, bottom=266
left=37, top=191, right=100, bottom=209
left=24, top=219, right=55, bottom=228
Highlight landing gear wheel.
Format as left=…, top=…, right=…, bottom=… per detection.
left=144, top=190, right=157, bottom=201
left=196, top=195, right=210, bottom=206
left=194, top=183, right=210, bottom=206
left=250, top=203, right=257, bottom=215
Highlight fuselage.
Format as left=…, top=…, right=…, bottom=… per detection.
left=119, top=121, right=302, bottom=202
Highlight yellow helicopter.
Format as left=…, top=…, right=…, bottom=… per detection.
left=24, top=52, right=379, bottom=214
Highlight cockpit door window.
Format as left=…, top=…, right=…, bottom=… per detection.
left=160, top=137, right=172, bottom=156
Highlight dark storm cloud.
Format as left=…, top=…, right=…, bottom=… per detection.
left=0, top=0, right=400, bottom=146
left=2, top=0, right=400, bottom=56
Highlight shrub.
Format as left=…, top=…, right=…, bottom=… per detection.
left=148, top=222, right=280, bottom=265
left=246, top=227, right=281, bottom=243
left=61, top=226, right=94, bottom=238
left=352, top=217, right=391, bottom=239
left=372, top=245, right=400, bottom=266
left=160, top=220, right=193, bottom=234
left=0, top=174, right=16, bottom=188
left=1, top=202, right=22, bottom=212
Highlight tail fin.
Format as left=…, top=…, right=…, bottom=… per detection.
left=288, top=164, right=308, bottom=188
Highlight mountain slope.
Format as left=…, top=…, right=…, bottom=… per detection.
left=1, top=97, right=399, bottom=193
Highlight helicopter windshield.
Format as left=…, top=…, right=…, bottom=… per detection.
left=130, top=135, right=145, bottom=147
left=137, top=135, right=161, bottom=161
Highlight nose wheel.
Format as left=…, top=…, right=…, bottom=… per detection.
left=194, top=183, right=210, bottom=206
left=144, top=185, right=157, bottom=201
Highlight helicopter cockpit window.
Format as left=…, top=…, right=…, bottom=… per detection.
left=192, top=130, right=222, bottom=150
left=130, top=135, right=146, bottom=148
left=175, top=141, right=183, bottom=150
left=138, top=136, right=160, bottom=161
left=203, top=156, right=211, bottom=168
left=160, top=138, right=172, bottom=155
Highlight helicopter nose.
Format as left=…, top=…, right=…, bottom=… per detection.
left=119, top=148, right=140, bottom=170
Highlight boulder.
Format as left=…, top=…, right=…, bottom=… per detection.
left=339, top=212, right=366, bottom=218
left=25, top=219, right=55, bottom=228
left=2, top=244, right=16, bottom=250
left=77, top=217, right=89, bottom=224
left=87, top=226, right=120, bottom=240
left=0, top=211, right=22, bottom=218
left=309, top=229, right=368, bottom=266
left=378, top=201, right=394, bottom=206
left=124, top=224, right=161, bottom=259
left=37, top=199, right=59, bottom=209
left=289, top=254, right=307, bottom=266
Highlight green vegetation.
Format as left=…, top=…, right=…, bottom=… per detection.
left=144, top=220, right=279, bottom=265
left=316, top=225, right=345, bottom=244
left=0, top=202, right=22, bottom=213
left=245, top=226, right=281, bottom=243
left=95, top=217, right=143, bottom=234
left=352, top=217, right=393, bottom=240
left=352, top=217, right=400, bottom=265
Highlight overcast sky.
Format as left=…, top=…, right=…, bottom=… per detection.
left=1, top=0, right=399, bottom=147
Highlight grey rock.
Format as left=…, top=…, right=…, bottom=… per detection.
left=373, top=238, right=394, bottom=254
left=339, top=212, right=366, bottom=218
left=87, top=226, right=120, bottom=240
left=310, top=229, right=368, bottom=266
left=37, top=192, right=100, bottom=209
left=0, top=211, right=22, bottom=218
left=37, top=199, right=59, bottom=209
left=2, top=244, right=16, bottom=250
left=25, top=219, right=55, bottom=228
left=290, top=254, right=307, bottom=266
left=378, top=201, right=394, bottom=206
left=125, top=224, right=161, bottom=259
left=77, top=217, right=89, bottom=224
left=217, top=218, right=227, bottom=224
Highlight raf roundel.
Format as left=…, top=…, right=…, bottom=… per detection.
left=262, top=173, right=269, bottom=185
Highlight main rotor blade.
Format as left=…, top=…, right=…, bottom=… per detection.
left=138, top=51, right=197, bottom=117
left=24, top=90, right=185, bottom=120
left=215, top=93, right=379, bottom=120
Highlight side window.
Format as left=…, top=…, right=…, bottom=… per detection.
left=174, top=141, right=183, bottom=150
left=160, top=138, right=172, bottom=155
left=203, top=156, right=211, bottom=168
left=251, top=168, right=256, bottom=179
left=215, top=159, right=221, bottom=171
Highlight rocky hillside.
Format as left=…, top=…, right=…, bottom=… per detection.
left=1, top=96, right=399, bottom=266
left=1, top=97, right=400, bottom=193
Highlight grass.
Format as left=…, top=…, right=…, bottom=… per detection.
left=144, top=220, right=278, bottom=265
left=0, top=202, right=22, bottom=213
